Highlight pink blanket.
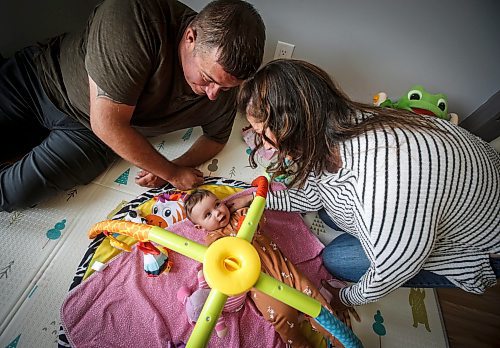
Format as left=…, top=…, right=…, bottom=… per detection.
left=61, top=208, right=330, bottom=347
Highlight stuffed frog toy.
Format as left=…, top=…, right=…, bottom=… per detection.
left=373, top=85, right=458, bottom=125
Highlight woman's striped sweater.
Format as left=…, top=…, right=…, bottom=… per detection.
left=266, top=118, right=500, bottom=306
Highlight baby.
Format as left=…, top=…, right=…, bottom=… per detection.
left=184, top=189, right=340, bottom=348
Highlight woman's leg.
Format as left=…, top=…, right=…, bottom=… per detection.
left=321, top=233, right=371, bottom=282
left=490, top=257, right=500, bottom=278
left=322, top=233, right=458, bottom=287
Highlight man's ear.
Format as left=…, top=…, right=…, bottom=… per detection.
left=184, top=27, right=197, bottom=44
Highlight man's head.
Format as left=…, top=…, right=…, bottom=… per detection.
left=180, top=0, right=266, bottom=100
left=185, top=189, right=231, bottom=231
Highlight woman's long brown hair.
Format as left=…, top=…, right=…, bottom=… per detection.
left=237, top=59, right=439, bottom=188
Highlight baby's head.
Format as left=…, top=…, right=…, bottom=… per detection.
left=184, top=189, right=230, bottom=231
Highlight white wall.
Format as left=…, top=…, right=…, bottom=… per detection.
left=185, top=0, right=500, bottom=121
left=2, top=0, right=499, bottom=121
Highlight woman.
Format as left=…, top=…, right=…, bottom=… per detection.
left=232, top=59, right=500, bottom=310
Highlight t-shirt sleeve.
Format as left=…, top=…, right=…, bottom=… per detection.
left=200, top=89, right=237, bottom=144
left=85, top=0, right=157, bottom=105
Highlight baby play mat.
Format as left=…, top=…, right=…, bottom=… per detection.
left=0, top=117, right=448, bottom=347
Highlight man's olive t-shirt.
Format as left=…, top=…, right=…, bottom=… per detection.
left=34, top=0, right=236, bottom=142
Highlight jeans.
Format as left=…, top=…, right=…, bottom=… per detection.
left=0, top=46, right=116, bottom=212
left=318, top=209, right=500, bottom=287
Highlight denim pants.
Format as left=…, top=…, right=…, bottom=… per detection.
left=0, top=47, right=116, bottom=212
left=318, top=209, right=500, bottom=287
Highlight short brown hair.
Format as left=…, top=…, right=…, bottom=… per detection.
left=190, top=0, right=266, bottom=80
left=184, top=189, right=215, bottom=221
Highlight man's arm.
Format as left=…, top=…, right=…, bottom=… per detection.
left=135, top=135, right=225, bottom=187
left=88, top=76, right=203, bottom=190
left=172, top=135, right=225, bottom=167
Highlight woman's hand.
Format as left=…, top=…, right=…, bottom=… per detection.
left=227, top=194, right=254, bottom=213
left=321, top=279, right=361, bottom=329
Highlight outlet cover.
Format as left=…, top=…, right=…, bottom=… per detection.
left=274, top=41, right=295, bottom=59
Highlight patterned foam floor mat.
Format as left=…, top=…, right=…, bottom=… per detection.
left=0, top=117, right=447, bottom=347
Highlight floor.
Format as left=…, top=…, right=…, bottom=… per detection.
left=437, top=282, right=500, bottom=347
left=0, top=120, right=450, bottom=347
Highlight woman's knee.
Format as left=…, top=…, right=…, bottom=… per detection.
left=322, top=233, right=370, bottom=282
left=322, top=233, right=361, bottom=261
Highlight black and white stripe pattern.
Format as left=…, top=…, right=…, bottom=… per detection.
left=267, top=118, right=500, bottom=306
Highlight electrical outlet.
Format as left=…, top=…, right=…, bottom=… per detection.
left=274, top=41, right=295, bottom=59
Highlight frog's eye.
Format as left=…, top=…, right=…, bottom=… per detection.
left=408, top=90, right=422, bottom=100
left=437, top=98, right=447, bottom=111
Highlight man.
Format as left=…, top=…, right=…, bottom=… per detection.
left=0, top=0, right=265, bottom=212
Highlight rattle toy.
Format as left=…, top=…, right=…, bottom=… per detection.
left=88, top=176, right=363, bottom=348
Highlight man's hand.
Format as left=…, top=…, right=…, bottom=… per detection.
left=135, top=166, right=203, bottom=190
left=167, top=166, right=204, bottom=190
left=135, top=170, right=168, bottom=188
left=320, top=279, right=361, bottom=329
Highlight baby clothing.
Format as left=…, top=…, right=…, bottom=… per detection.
left=206, top=208, right=338, bottom=347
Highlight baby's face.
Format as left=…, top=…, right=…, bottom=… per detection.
left=190, top=194, right=230, bottom=231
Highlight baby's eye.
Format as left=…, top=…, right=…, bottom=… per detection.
left=215, top=202, right=220, bottom=207
left=205, top=212, right=211, bottom=219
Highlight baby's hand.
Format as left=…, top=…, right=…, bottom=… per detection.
left=227, top=194, right=253, bottom=213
